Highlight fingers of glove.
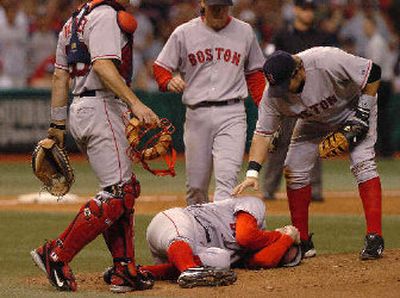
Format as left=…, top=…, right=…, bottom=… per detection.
left=48, top=127, right=65, bottom=147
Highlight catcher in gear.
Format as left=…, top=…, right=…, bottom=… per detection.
left=233, top=47, right=384, bottom=261
left=103, top=196, right=302, bottom=288
left=30, top=0, right=159, bottom=293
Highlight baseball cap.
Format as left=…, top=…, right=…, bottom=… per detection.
left=205, top=0, right=233, bottom=5
left=294, top=0, right=316, bottom=9
left=263, top=51, right=296, bottom=98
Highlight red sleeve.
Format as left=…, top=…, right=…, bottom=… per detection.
left=245, top=70, right=266, bottom=107
left=235, top=211, right=282, bottom=251
left=153, top=63, right=173, bottom=92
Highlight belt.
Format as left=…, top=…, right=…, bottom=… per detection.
left=187, top=98, right=241, bottom=109
left=78, top=90, right=97, bottom=97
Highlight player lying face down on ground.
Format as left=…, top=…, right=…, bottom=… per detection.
left=233, top=47, right=383, bottom=261
left=103, top=196, right=302, bottom=288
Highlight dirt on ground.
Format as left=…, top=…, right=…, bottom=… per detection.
left=3, top=193, right=399, bottom=297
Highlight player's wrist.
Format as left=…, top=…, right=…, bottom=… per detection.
left=246, top=161, right=262, bottom=179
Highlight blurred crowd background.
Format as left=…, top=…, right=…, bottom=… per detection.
left=1, top=0, right=400, bottom=154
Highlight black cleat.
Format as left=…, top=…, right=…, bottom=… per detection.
left=109, top=263, right=154, bottom=293
left=30, top=242, right=77, bottom=291
left=300, top=234, right=317, bottom=258
left=360, top=233, right=384, bottom=260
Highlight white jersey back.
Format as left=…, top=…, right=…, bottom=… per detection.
left=185, top=196, right=265, bottom=253
left=55, top=5, right=130, bottom=95
left=256, top=47, right=372, bottom=135
left=155, top=17, right=265, bottom=105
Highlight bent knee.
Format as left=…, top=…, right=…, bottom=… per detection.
left=284, top=166, right=310, bottom=189
left=351, top=159, right=378, bottom=184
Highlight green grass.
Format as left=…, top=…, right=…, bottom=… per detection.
left=1, top=211, right=400, bottom=296
left=0, top=158, right=399, bottom=196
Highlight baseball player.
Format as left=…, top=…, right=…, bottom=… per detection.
left=152, top=0, right=266, bottom=205
left=103, top=196, right=301, bottom=288
left=233, top=47, right=384, bottom=260
left=30, top=0, right=159, bottom=293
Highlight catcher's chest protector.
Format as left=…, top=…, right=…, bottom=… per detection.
left=67, top=0, right=137, bottom=66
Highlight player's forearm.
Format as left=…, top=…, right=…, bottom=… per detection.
left=50, top=68, right=70, bottom=124
left=248, top=133, right=271, bottom=164
left=92, top=59, right=142, bottom=108
left=235, top=212, right=283, bottom=250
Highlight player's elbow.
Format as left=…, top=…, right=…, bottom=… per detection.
left=236, top=231, right=255, bottom=248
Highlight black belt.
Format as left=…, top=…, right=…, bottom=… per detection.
left=188, top=98, right=241, bottom=109
left=78, top=90, right=97, bottom=97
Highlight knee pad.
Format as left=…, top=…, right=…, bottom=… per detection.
left=284, top=166, right=310, bottom=189
left=351, top=159, right=378, bottom=184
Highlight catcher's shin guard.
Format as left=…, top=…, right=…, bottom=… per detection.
left=51, top=177, right=140, bottom=263
left=103, top=176, right=140, bottom=265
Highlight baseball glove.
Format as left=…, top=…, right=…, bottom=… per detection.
left=32, top=138, right=75, bottom=196
left=319, top=121, right=368, bottom=159
left=125, top=115, right=176, bottom=176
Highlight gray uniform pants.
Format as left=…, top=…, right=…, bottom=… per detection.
left=69, top=94, right=133, bottom=188
left=263, top=116, right=322, bottom=199
left=184, top=102, right=246, bottom=205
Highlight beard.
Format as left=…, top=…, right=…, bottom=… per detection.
left=296, top=80, right=305, bottom=94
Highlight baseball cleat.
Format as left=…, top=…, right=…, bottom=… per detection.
left=30, top=242, right=77, bottom=291
left=177, top=266, right=237, bottom=288
left=300, top=234, right=317, bottom=258
left=360, top=233, right=384, bottom=260
left=108, top=263, right=154, bottom=293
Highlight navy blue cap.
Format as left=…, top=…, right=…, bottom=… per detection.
left=205, top=0, right=233, bottom=5
left=263, top=50, right=296, bottom=97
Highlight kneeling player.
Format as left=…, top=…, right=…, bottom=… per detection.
left=104, top=196, right=302, bottom=288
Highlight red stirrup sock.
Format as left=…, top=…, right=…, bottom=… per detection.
left=167, top=241, right=198, bottom=272
left=358, top=177, right=382, bottom=236
left=287, top=185, right=312, bottom=241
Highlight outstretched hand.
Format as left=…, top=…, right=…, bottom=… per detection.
left=231, top=177, right=259, bottom=196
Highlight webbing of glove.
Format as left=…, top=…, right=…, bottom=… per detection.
left=319, top=122, right=368, bottom=159
left=124, top=115, right=176, bottom=176
left=32, top=138, right=75, bottom=196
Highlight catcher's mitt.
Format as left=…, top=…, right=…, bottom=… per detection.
left=125, top=115, right=176, bottom=176
left=32, top=138, right=75, bottom=196
left=319, top=122, right=368, bottom=159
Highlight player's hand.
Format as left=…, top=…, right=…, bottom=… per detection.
left=167, top=76, right=186, bottom=93
left=275, top=225, right=300, bottom=244
left=130, top=101, right=160, bottom=126
left=231, top=177, right=259, bottom=196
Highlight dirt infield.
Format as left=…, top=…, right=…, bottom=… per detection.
left=26, top=249, right=400, bottom=297
left=4, top=193, right=400, bottom=297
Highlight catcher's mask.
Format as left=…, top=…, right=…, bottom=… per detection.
left=124, top=113, right=176, bottom=177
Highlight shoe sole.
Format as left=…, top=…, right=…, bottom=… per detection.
left=30, top=250, right=58, bottom=288
left=110, top=285, right=135, bottom=293
left=30, top=250, right=47, bottom=274
left=303, top=248, right=317, bottom=258
left=178, top=270, right=237, bottom=288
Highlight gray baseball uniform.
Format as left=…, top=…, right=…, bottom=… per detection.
left=155, top=17, right=265, bottom=205
left=256, top=47, right=378, bottom=188
left=55, top=5, right=133, bottom=188
left=146, top=196, right=265, bottom=268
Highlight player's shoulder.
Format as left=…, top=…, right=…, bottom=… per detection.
left=173, top=17, right=202, bottom=33
left=89, top=4, right=118, bottom=20
left=230, top=17, right=253, bottom=32
left=298, top=46, right=349, bottom=69
left=234, top=196, right=265, bottom=210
